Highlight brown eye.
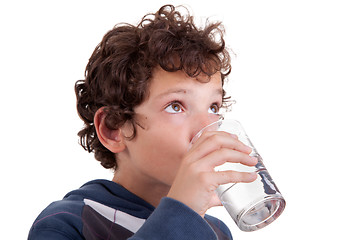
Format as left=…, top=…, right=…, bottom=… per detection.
left=172, top=103, right=181, bottom=111
left=209, top=104, right=220, bottom=114
left=165, top=102, right=184, bottom=113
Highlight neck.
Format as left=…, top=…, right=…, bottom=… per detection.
left=112, top=167, right=170, bottom=208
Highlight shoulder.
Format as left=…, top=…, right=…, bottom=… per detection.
left=204, top=214, right=233, bottom=240
left=28, top=198, right=84, bottom=239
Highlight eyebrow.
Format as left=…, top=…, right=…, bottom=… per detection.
left=155, top=88, right=190, bottom=99
left=155, top=88, right=223, bottom=99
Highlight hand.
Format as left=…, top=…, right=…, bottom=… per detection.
left=167, top=131, right=258, bottom=217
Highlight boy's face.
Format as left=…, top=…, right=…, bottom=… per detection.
left=118, top=68, right=223, bottom=193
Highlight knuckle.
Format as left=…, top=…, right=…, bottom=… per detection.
left=218, top=171, right=232, bottom=183
left=208, top=134, right=223, bottom=145
left=217, top=148, right=235, bottom=161
left=227, top=171, right=239, bottom=182
left=225, top=171, right=243, bottom=183
left=187, top=162, right=199, bottom=174
left=198, top=172, right=210, bottom=185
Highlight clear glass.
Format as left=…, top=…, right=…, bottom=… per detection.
left=190, top=119, right=286, bottom=231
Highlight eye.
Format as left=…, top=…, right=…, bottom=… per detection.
left=208, top=103, right=220, bottom=114
left=164, top=101, right=184, bottom=113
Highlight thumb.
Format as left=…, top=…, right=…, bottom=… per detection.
left=209, top=193, right=222, bottom=208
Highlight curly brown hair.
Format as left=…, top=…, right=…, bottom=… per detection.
left=75, top=5, right=232, bottom=170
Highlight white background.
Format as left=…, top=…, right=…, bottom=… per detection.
left=1, top=0, right=359, bottom=239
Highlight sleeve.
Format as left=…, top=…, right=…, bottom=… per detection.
left=204, top=214, right=233, bottom=240
left=129, top=197, right=219, bottom=240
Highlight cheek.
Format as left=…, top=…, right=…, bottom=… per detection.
left=138, top=125, right=189, bottom=168
left=131, top=129, right=187, bottom=184
left=149, top=128, right=188, bottom=160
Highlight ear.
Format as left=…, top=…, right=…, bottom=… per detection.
left=94, top=107, right=126, bottom=153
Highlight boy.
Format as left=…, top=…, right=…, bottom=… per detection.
left=28, top=5, right=257, bottom=240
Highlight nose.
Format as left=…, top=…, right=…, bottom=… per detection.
left=189, top=114, right=220, bottom=143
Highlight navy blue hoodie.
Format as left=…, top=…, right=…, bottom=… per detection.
left=28, top=179, right=232, bottom=239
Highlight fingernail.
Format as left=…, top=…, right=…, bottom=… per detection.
left=250, top=172, right=258, bottom=179
left=251, top=156, right=258, bottom=164
left=246, top=146, right=253, bottom=153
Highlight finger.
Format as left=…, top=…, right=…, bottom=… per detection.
left=188, top=131, right=252, bottom=161
left=193, top=131, right=252, bottom=154
left=213, top=170, right=258, bottom=185
left=208, top=193, right=222, bottom=208
left=195, top=148, right=258, bottom=169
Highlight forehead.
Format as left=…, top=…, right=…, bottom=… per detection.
left=147, top=68, right=222, bottom=97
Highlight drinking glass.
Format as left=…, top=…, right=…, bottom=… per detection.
left=190, top=119, right=286, bottom=231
